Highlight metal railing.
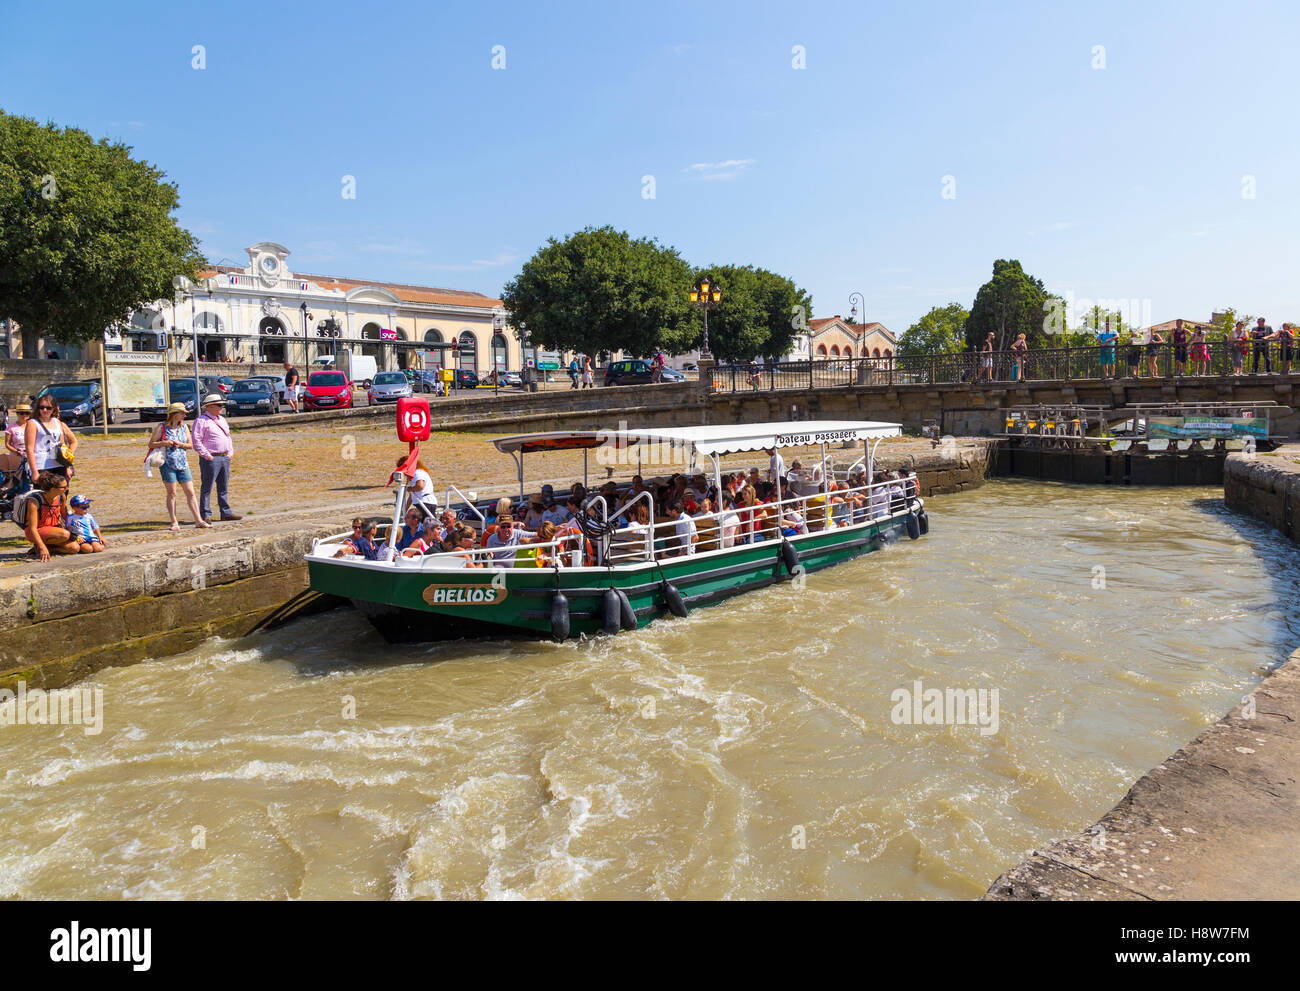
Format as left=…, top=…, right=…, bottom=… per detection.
left=713, top=340, right=1300, bottom=392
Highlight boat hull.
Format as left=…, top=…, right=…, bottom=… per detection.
left=308, top=511, right=920, bottom=643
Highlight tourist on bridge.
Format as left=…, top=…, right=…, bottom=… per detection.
left=979, top=333, right=995, bottom=382
left=1171, top=319, right=1190, bottom=376
left=1230, top=321, right=1249, bottom=375
left=1126, top=329, right=1144, bottom=378
left=1145, top=326, right=1165, bottom=378
left=193, top=394, right=242, bottom=523
left=1010, top=333, right=1028, bottom=381
left=1190, top=325, right=1210, bottom=376
left=1279, top=323, right=1296, bottom=375
left=1096, top=322, right=1118, bottom=379
left=1251, top=317, right=1275, bottom=374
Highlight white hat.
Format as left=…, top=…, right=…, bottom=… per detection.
left=202, top=393, right=225, bottom=406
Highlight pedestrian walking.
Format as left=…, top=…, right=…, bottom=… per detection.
left=193, top=394, right=242, bottom=523
left=582, top=355, right=595, bottom=388
left=148, top=402, right=211, bottom=531
left=568, top=357, right=580, bottom=389
left=283, top=362, right=300, bottom=412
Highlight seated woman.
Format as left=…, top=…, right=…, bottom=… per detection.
left=395, top=507, right=428, bottom=555
left=23, top=471, right=79, bottom=561
left=452, top=525, right=484, bottom=567
left=481, top=497, right=513, bottom=547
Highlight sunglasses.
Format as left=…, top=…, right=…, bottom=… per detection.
left=38, top=406, right=54, bottom=411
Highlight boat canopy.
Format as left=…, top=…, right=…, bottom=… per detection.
left=492, top=420, right=902, bottom=458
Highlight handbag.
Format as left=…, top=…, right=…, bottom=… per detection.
left=56, top=443, right=75, bottom=466
left=147, top=449, right=166, bottom=468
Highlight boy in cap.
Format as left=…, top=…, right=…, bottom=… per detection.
left=66, top=494, right=106, bottom=552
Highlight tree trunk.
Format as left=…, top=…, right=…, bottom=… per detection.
left=20, top=323, right=42, bottom=360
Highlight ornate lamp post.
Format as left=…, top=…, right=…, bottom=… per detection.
left=848, top=290, right=865, bottom=359
left=172, top=274, right=199, bottom=394
left=689, top=276, right=721, bottom=360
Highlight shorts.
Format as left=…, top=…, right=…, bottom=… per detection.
left=160, top=463, right=193, bottom=484
left=1174, top=346, right=1188, bottom=362
left=1099, top=348, right=1115, bottom=364
left=1145, top=343, right=1160, bottom=355
left=1192, top=345, right=1210, bottom=361
left=1126, top=348, right=1141, bottom=365
left=1283, top=343, right=1295, bottom=362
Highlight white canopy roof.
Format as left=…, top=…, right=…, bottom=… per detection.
left=492, top=420, right=902, bottom=458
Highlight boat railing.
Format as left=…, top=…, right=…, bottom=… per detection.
left=443, top=484, right=485, bottom=528
left=315, top=474, right=921, bottom=567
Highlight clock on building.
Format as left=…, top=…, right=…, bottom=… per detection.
left=259, top=254, right=280, bottom=285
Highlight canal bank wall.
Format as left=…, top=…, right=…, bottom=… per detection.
left=0, top=439, right=996, bottom=694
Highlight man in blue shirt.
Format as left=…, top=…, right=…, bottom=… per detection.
left=1097, top=319, right=1118, bottom=379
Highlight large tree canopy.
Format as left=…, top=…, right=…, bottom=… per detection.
left=897, top=302, right=969, bottom=357
left=0, top=111, right=203, bottom=355
left=500, top=226, right=697, bottom=358
left=671, top=264, right=811, bottom=361
left=963, top=259, right=1050, bottom=350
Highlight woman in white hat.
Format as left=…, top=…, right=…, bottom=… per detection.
left=148, top=403, right=211, bottom=531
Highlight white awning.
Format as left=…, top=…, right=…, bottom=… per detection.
left=492, top=420, right=902, bottom=458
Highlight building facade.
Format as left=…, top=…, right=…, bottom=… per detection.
left=788, top=316, right=896, bottom=360
left=116, top=242, right=521, bottom=374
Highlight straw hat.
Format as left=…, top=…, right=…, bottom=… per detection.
left=201, top=393, right=225, bottom=406
left=14, top=403, right=32, bottom=414
left=166, top=402, right=188, bottom=415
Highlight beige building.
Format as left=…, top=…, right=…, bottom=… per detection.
left=793, top=315, right=896, bottom=360
left=116, top=241, right=522, bottom=374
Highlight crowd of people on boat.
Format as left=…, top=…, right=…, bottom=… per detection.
left=333, top=452, right=920, bottom=568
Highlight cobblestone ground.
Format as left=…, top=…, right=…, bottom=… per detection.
left=1, top=418, right=938, bottom=563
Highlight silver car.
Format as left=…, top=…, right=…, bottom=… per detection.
left=367, top=370, right=413, bottom=404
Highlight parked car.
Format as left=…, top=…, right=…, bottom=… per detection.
left=243, top=374, right=287, bottom=406
left=313, top=355, right=336, bottom=367
left=140, top=378, right=203, bottom=421
left=409, top=370, right=442, bottom=393
left=33, top=380, right=115, bottom=426
left=603, top=359, right=655, bottom=386
left=500, top=370, right=524, bottom=387
left=450, top=369, right=479, bottom=390
left=303, top=370, right=354, bottom=411
left=216, top=376, right=235, bottom=393
left=227, top=378, right=278, bottom=416
left=660, top=366, right=686, bottom=382
left=368, top=370, right=413, bottom=404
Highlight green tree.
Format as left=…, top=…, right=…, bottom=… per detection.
left=664, top=265, right=810, bottom=361
left=1209, top=308, right=1252, bottom=342
left=0, top=111, right=202, bottom=356
left=500, top=226, right=696, bottom=359
left=964, top=259, right=1051, bottom=350
left=897, top=302, right=968, bottom=356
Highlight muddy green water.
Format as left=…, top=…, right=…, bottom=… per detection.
left=2, top=480, right=1296, bottom=899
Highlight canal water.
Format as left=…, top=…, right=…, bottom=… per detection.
left=3, top=480, right=1297, bottom=899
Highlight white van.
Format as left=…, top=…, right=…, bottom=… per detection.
left=338, top=350, right=378, bottom=389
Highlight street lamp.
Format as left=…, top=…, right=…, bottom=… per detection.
left=172, top=274, right=199, bottom=397
left=690, top=275, right=721, bottom=360
left=299, top=301, right=313, bottom=368
left=849, top=290, right=865, bottom=360
left=492, top=308, right=505, bottom=395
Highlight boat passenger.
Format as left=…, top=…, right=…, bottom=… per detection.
left=394, top=507, right=427, bottom=552
left=484, top=514, right=537, bottom=567
left=334, top=519, right=382, bottom=560
left=395, top=456, right=438, bottom=515
left=718, top=496, right=740, bottom=549
left=481, top=497, right=513, bottom=547
left=523, top=495, right=548, bottom=531
left=673, top=499, right=698, bottom=556
left=869, top=474, right=890, bottom=519
left=888, top=473, right=907, bottom=513
left=453, top=526, right=484, bottom=568
left=694, top=498, right=720, bottom=552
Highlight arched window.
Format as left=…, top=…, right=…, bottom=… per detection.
left=259, top=316, right=287, bottom=363
left=359, top=321, right=383, bottom=360
left=830, top=345, right=840, bottom=357
left=491, top=331, right=508, bottom=371
left=458, top=330, right=478, bottom=373
left=423, top=328, right=444, bottom=369
left=883, top=348, right=893, bottom=359
left=193, top=312, right=224, bottom=333
left=872, top=348, right=881, bottom=358
left=816, top=344, right=828, bottom=357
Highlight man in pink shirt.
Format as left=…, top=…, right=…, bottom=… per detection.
left=193, top=394, right=242, bottom=523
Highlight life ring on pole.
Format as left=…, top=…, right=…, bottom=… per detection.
left=549, top=591, right=571, bottom=641
left=660, top=580, right=688, bottom=618
left=602, top=588, right=621, bottom=635
left=616, top=588, right=637, bottom=631
left=906, top=512, right=921, bottom=540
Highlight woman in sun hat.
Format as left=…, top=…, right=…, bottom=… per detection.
left=148, top=402, right=211, bottom=531
left=5, top=402, right=32, bottom=456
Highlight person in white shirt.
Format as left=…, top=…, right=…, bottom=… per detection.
left=718, top=496, right=740, bottom=549
left=767, top=448, right=785, bottom=485
left=397, top=456, right=438, bottom=517
left=484, top=515, right=537, bottom=567
left=673, top=500, right=698, bottom=555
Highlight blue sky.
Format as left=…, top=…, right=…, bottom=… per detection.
left=3, top=0, right=1298, bottom=331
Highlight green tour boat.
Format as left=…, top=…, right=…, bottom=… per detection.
left=305, top=420, right=929, bottom=642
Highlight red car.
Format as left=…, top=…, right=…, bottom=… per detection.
left=303, top=370, right=353, bottom=411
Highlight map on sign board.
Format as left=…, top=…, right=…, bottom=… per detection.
left=105, top=358, right=166, bottom=409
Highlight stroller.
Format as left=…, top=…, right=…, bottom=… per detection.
left=0, top=450, right=31, bottom=528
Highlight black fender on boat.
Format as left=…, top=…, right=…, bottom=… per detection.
left=661, top=580, right=688, bottom=618
left=906, top=512, right=921, bottom=540
left=616, top=588, right=638, bottom=631
left=602, top=588, right=622, bottom=635
left=549, top=591, right=570, bottom=642
left=779, top=538, right=803, bottom=577
left=918, top=510, right=929, bottom=536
